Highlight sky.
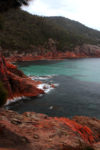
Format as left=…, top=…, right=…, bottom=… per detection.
left=22, top=0, right=100, bottom=30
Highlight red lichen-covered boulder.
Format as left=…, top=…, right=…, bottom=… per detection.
left=0, top=53, right=44, bottom=102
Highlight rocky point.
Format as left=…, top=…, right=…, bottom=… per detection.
left=0, top=53, right=44, bottom=103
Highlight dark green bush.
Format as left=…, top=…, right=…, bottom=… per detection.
left=83, top=146, right=94, bottom=150
left=0, top=81, right=8, bottom=107
left=0, top=15, right=4, bottom=30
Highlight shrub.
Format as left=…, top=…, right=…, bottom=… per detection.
left=83, top=146, right=94, bottom=150
left=0, top=81, right=8, bottom=107
left=0, top=15, right=4, bottom=30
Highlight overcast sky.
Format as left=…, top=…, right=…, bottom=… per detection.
left=22, top=0, right=100, bottom=30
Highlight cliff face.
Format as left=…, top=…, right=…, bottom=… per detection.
left=0, top=53, right=44, bottom=102
left=0, top=109, right=100, bottom=150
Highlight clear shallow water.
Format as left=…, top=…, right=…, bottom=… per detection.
left=9, top=59, right=100, bottom=119
left=17, top=59, right=100, bottom=83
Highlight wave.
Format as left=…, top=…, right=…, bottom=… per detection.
left=6, top=75, right=59, bottom=106
left=5, top=96, right=27, bottom=106
left=30, top=75, right=56, bottom=81
left=30, top=75, right=59, bottom=94
left=37, top=83, right=59, bottom=94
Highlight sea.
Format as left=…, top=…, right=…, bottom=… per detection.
left=8, top=58, right=100, bottom=119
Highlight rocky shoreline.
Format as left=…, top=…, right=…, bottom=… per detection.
left=0, top=53, right=56, bottom=105
left=0, top=108, right=100, bottom=150
left=5, top=44, right=100, bottom=62
left=1, top=53, right=100, bottom=150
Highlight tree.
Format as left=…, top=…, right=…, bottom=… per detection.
left=0, top=15, right=4, bottom=30
left=0, top=0, right=31, bottom=12
left=0, top=81, right=8, bottom=107
left=0, top=0, right=31, bottom=107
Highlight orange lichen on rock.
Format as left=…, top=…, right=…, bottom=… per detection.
left=55, top=117, right=95, bottom=144
left=6, top=62, right=17, bottom=69
left=28, top=115, right=95, bottom=144
left=0, top=109, right=100, bottom=150
left=0, top=53, right=44, bottom=103
left=6, top=51, right=88, bottom=62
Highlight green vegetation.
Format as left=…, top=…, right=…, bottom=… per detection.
left=83, top=146, right=94, bottom=150
left=0, top=9, right=100, bottom=53
left=0, top=15, right=4, bottom=30
left=0, top=0, right=29, bottom=12
left=0, top=81, right=8, bottom=107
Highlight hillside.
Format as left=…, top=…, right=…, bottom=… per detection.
left=0, top=9, right=100, bottom=56
left=47, top=16, right=100, bottom=42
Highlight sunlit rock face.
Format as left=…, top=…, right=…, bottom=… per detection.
left=0, top=109, right=100, bottom=150
left=0, top=53, right=44, bottom=103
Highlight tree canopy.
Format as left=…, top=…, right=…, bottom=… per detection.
left=0, top=0, right=30, bottom=12
left=0, top=81, right=8, bottom=107
left=1, top=9, right=100, bottom=54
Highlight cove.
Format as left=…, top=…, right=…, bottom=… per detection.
left=9, top=58, right=100, bottom=119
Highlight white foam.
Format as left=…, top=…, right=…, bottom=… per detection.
left=5, top=75, right=59, bottom=105
left=53, top=83, right=59, bottom=87
left=38, top=94, right=44, bottom=97
left=30, top=75, right=59, bottom=94
left=37, top=83, right=54, bottom=94
left=5, top=96, right=26, bottom=106
left=30, top=75, right=55, bottom=81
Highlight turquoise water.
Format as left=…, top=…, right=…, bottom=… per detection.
left=18, top=58, right=100, bottom=83
left=10, top=58, right=100, bottom=118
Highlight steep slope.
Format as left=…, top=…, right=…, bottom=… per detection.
left=47, top=16, right=100, bottom=42
left=0, top=9, right=100, bottom=57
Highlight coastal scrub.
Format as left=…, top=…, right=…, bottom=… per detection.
left=0, top=81, right=8, bottom=106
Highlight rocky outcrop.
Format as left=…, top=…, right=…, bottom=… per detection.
left=0, top=53, right=44, bottom=103
left=6, top=44, right=100, bottom=62
left=0, top=108, right=100, bottom=150
left=75, top=44, right=100, bottom=56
